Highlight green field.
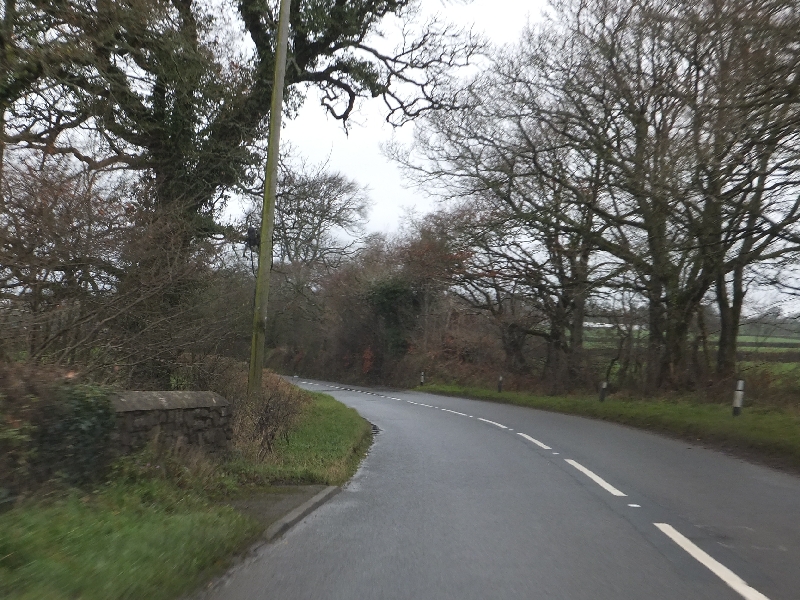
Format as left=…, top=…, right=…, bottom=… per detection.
left=736, top=335, right=800, bottom=345
left=582, top=328, right=800, bottom=352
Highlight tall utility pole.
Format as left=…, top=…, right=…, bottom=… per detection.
left=247, top=0, right=292, bottom=397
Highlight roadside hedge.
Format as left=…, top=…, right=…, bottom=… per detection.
left=0, top=363, right=115, bottom=498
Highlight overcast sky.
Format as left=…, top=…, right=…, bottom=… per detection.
left=282, top=0, right=547, bottom=233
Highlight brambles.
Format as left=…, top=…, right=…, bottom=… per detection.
left=196, top=358, right=311, bottom=459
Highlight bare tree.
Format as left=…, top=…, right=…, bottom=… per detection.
left=241, top=155, right=371, bottom=268
left=399, top=0, right=800, bottom=390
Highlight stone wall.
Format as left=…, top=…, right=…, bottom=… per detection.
left=111, top=391, right=231, bottom=455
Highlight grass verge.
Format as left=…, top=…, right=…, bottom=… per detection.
left=422, top=383, right=800, bottom=471
left=0, top=392, right=371, bottom=600
left=246, top=392, right=373, bottom=486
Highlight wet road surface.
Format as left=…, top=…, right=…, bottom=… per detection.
left=206, top=380, right=800, bottom=600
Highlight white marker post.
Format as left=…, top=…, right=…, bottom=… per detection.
left=599, top=381, right=608, bottom=402
left=498, top=375, right=503, bottom=393
left=420, top=371, right=425, bottom=386
left=732, top=379, right=744, bottom=416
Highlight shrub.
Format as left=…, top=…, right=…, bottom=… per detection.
left=193, top=357, right=311, bottom=459
left=34, top=384, right=115, bottom=486
left=0, top=363, right=114, bottom=495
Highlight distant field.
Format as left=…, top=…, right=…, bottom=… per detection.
left=738, top=346, right=800, bottom=354
left=739, top=361, right=800, bottom=378
left=735, top=336, right=800, bottom=345
left=582, top=328, right=800, bottom=354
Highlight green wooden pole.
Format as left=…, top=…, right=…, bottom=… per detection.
left=248, top=0, right=292, bottom=398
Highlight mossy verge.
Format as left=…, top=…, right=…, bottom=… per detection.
left=0, top=392, right=371, bottom=600
left=422, top=384, right=800, bottom=471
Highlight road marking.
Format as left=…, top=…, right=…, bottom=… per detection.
left=441, top=409, right=468, bottom=416
left=654, top=523, right=771, bottom=600
left=517, top=433, right=551, bottom=450
left=407, top=401, right=418, bottom=404
left=628, top=504, right=641, bottom=508
left=477, top=418, right=508, bottom=429
left=418, top=403, right=432, bottom=407
left=565, top=459, right=627, bottom=497
left=552, top=452, right=559, bottom=455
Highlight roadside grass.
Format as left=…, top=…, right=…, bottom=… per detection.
left=422, top=383, right=800, bottom=470
left=0, top=486, right=255, bottom=600
left=247, top=392, right=373, bottom=486
left=0, top=391, right=371, bottom=600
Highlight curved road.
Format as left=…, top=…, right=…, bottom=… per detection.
left=207, top=380, right=800, bottom=600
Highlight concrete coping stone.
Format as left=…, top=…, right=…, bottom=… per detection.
left=112, top=390, right=229, bottom=413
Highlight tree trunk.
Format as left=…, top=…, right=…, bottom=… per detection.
left=568, top=293, right=585, bottom=381
left=545, top=301, right=571, bottom=394
left=716, top=266, right=745, bottom=376
left=500, top=323, right=528, bottom=374
left=645, top=280, right=664, bottom=394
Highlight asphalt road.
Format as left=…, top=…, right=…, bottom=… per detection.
left=207, top=380, right=800, bottom=600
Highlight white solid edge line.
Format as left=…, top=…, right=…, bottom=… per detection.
left=654, top=523, right=771, bottom=600
left=565, top=459, right=627, bottom=497
left=517, top=433, right=551, bottom=450
left=477, top=417, right=508, bottom=429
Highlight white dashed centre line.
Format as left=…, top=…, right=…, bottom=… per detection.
left=654, top=523, right=771, bottom=600
left=441, top=409, right=468, bottom=416
left=565, top=459, right=627, bottom=497
left=477, top=418, right=508, bottom=429
left=418, top=403, right=432, bottom=407
left=628, top=504, right=641, bottom=508
left=517, top=433, right=552, bottom=450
